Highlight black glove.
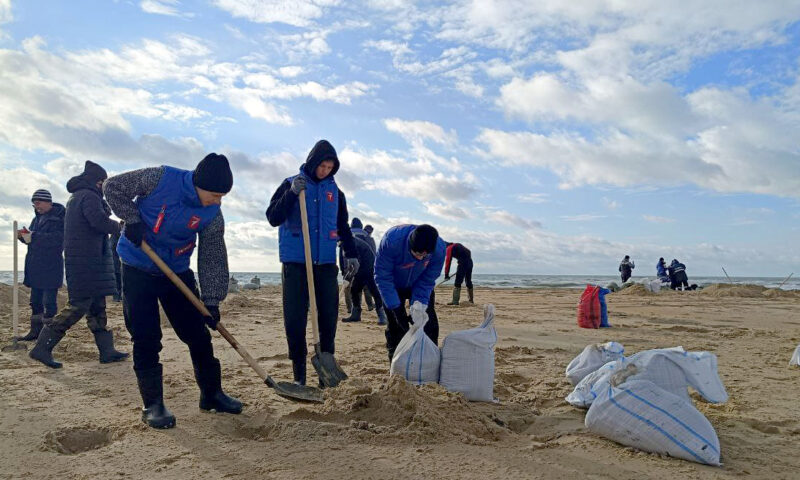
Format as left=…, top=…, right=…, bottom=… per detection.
left=444, top=275, right=451, bottom=281
left=203, top=305, right=220, bottom=330
left=124, top=222, right=146, bottom=247
left=344, top=257, right=360, bottom=277
left=290, top=176, right=307, bottom=195
left=391, top=306, right=412, bottom=333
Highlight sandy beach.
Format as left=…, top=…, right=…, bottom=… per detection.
left=1, top=283, right=799, bottom=479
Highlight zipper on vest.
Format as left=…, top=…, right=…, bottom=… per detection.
left=153, top=204, right=167, bottom=233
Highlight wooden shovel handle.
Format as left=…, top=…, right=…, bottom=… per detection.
left=298, top=190, right=321, bottom=345
left=140, top=240, right=268, bottom=380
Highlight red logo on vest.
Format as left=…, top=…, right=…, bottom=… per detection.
left=187, top=215, right=201, bottom=230
left=326, top=191, right=334, bottom=202
left=175, top=242, right=195, bottom=256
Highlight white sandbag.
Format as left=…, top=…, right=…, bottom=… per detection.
left=791, top=345, right=800, bottom=366
left=565, top=341, right=625, bottom=386
left=390, top=304, right=440, bottom=385
left=242, top=283, right=260, bottom=290
left=567, top=347, right=728, bottom=408
left=439, top=304, right=498, bottom=401
left=586, top=379, right=721, bottom=466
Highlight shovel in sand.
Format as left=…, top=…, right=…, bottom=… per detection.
left=140, top=240, right=323, bottom=403
left=2, top=221, right=27, bottom=352
left=298, top=190, right=348, bottom=388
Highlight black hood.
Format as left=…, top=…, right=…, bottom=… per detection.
left=351, top=217, right=363, bottom=229
left=302, top=140, right=340, bottom=180
left=67, top=160, right=107, bottom=195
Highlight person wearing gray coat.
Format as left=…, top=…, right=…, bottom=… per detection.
left=30, top=161, right=129, bottom=369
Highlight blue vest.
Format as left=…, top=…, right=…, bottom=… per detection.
left=278, top=170, right=339, bottom=264
left=117, top=166, right=220, bottom=274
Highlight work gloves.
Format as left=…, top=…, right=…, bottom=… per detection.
left=18, top=227, right=32, bottom=244
left=124, top=221, right=146, bottom=247
left=391, top=306, right=412, bottom=333
left=344, top=257, right=360, bottom=278
left=444, top=275, right=451, bottom=281
left=203, top=305, right=220, bottom=330
left=290, top=176, right=306, bottom=195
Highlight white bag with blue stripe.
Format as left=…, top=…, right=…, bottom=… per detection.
left=389, top=304, right=440, bottom=385
left=565, top=341, right=625, bottom=386
left=439, top=304, right=498, bottom=402
left=585, top=378, right=721, bottom=466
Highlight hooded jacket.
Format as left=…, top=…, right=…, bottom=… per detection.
left=22, top=203, right=65, bottom=289
left=63, top=162, right=120, bottom=298
left=374, top=224, right=447, bottom=310
left=444, top=242, right=471, bottom=278
left=266, top=140, right=356, bottom=264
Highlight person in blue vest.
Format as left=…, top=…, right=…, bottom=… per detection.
left=374, top=224, right=446, bottom=360
left=266, top=140, right=359, bottom=387
left=16, top=189, right=65, bottom=341
left=656, top=257, right=669, bottom=283
left=103, top=154, right=242, bottom=429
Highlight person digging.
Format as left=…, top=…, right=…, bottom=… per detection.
left=444, top=241, right=474, bottom=305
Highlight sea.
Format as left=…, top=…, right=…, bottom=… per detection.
left=1, top=272, right=797, bottom=290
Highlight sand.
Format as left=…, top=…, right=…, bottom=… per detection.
left=1, top=283, right=799, bottom=479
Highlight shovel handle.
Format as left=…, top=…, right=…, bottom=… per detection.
left=140, top=240, right=269, bottom=381
left=12, top=221, right=19, bottom=339
left=298, top=190, right=321, bottom=345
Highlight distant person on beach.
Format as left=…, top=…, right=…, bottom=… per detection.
left=619, top=255, right=635, bottom=283
left=361, top=224, right=377, bottom=311
left=266, top=140, right=359, bottom=386
left=104, top=153, right=242, bottom=429
left=29, top=161, right=128, bottom=369
left=341, top=236, right=387, bottom=325
left=250, top=275, right=260, bottom=286
left=444, top=242, right=474, bottom=305
left=229, top=275, right=240, bottom=293
left=15, top=189, right=65, bottom=342
left=668, top=259, right=690, bottom=290
left=375, top=224, right=446, bottom=360
left=657, top=257, right=669, bottom=283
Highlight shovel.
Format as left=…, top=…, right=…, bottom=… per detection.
left=140, top=241, right=322, bottom=403
left=298, top=190, right=348, bottom=388
left=2, top=221, right=27, bottom=352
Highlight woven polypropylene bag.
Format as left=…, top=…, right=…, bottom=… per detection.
left=439, top=304, right=497, bottom=401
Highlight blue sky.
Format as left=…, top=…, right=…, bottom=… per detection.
left=1, top=0, right=799, bottom=276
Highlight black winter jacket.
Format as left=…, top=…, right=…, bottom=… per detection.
left=63, top=174, right=121, bottom=298
left=22, top=203, right=65, bottom=289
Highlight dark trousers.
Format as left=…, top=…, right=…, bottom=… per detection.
left=50, top=295, right=109, bottom=335
left=385, top=289, right=438, bottom=360
left=454, top=258, right=474, bottom=288
left=122, top=263, right=216, bottom=373
left=671, top=272, right=689, bottom=290
left=112, top=248, right=122, bottom=296
left=350, top=272, right=383, bottom=310
left=30, top=287, right=59, bottom=318
left=621, top=271, right=631, bottom=283
left=282, top=262, right=339, bottom=363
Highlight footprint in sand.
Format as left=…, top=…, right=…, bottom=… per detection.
left=42, top=426, right=115, bottom=454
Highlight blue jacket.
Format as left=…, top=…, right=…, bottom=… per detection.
left=374, top=224, right=447, bottom=310
left=22, top=203, right=65, bottom=290
left=117, top=166, right=220, bottom=274
left=266, top=140, right=356, bottom=264
left=656, top=261, right=668, bottom=278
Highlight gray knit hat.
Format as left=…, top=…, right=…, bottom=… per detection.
left=31, top=189, right=52, bottom=203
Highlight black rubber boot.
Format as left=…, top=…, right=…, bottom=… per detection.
left=28, top=325, right=64, bottom=369
left=376, top=307, right=388, bottom=326
left=93, top=330, right=129, bottom=363
left=365, top=291, right=375, bottom=311
left=342, top=305, right=362, bottom=323
left=136, top=365, right=176, bottom=429
left=467, top=287, right=474, bottom=304
left=292, top=359, right=307, bottom=386
left=195, top=359, right=243, bottom=414
left=16, top=314, right=43, bottom=341
left=447, top=287, right=461, bottom=305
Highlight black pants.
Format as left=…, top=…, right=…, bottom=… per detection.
left=112, top=248, right=122, bottom=296
left=282, top=263, right=339, bottom=363
left=350, top=272, right=383, bottom=310
left=30, top=287, right=59, bottom=318
left=621, top=271, right=631, bottom=283
left=454, top=258, right=474, bottom=288
left=122, top=264, right=217, bottom=373
left=671, top=271, right=689, bottom=290
left=385, top=289, right=438, bottom=361
left=50, top=295, right=109, bottom=335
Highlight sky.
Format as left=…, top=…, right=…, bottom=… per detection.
left=0, top=0, right=799, bottom=277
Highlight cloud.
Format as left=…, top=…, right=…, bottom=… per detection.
left=423, top=202, right=472, bottom=221
left=643, top=215, right=675, bottom=223
left=212, top=0, right=341, bottom=27
left=602, top=197, right=620, bottom=210
left=484, top=208, right=542, bottom=231
left=140, top=0, right=192, bottom=18
left=366, top=172, right=479, bottom=202
left=517, top=193, right=549, bottom=204
left=561, top=214, right=605, bottom=222
left=383, top=118, right=457, bottom=146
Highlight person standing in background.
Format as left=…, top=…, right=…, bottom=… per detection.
left=443, top=242, right=474, bottom=305
left=619, top=255, right=635, bottom=283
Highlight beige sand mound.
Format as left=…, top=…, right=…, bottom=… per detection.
left=290, top=376, right=507, bottom=444
left=762, top=288, right=800, bottom=299
left=614, top=284, right=652, bottom=296
left=0, top=282, right=30, bottom=305
left=700, top=283, right=767, bottom=297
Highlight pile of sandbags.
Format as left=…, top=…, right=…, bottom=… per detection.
left=564, top=344, right=727, bottom=466
left=390, top=303, right=497, bottom=402
left=565, top=341, right=625, bottom=386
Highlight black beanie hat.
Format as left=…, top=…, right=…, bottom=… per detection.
left=193, top=153, right=233, bottom=193
left=409, top=224, right=438, bottom=254
left=83, top=160, right=108, bottom=183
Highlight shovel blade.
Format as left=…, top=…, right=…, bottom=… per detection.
left=311, top=345, right=348, bottom=388
left=265, top=376, right=324, bottom=403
